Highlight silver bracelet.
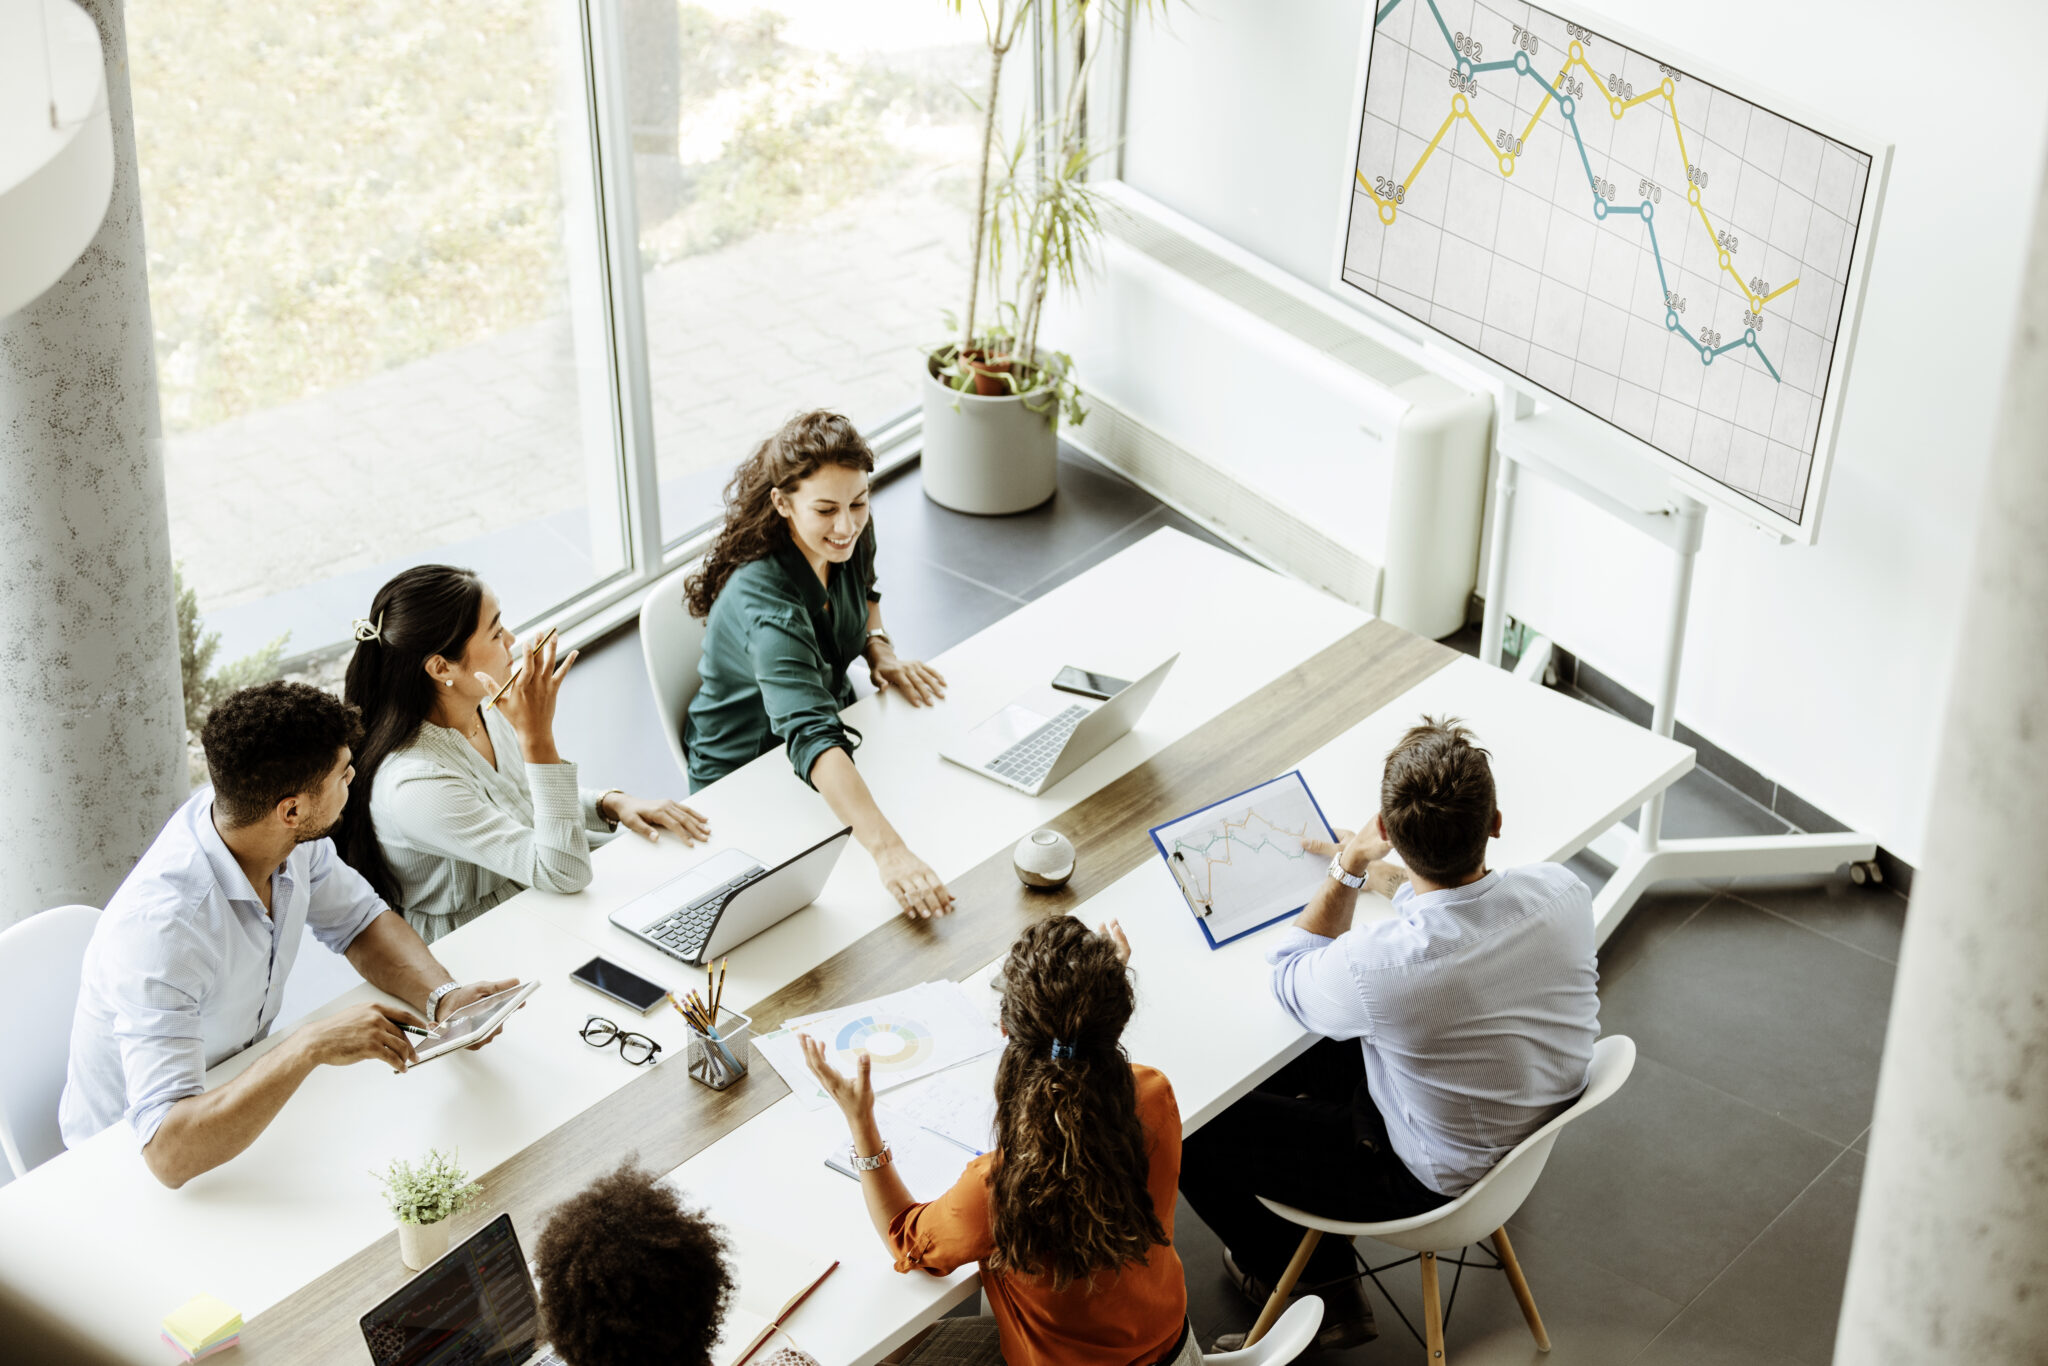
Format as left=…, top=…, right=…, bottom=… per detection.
left=426, top=980, right=463, bottom=1021
left=849, top=1140, right=893, bottom=1173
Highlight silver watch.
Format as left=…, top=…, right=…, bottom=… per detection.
left=426, top=980, right=463, bottom=1021
left=850, top=1140, right=894, bottom=1172
left=1327, top=855, right=1369, bottom=890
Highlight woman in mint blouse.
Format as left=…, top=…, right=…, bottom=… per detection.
left=683, top=411, right=956, bottom=919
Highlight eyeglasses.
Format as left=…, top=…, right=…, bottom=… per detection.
left=580, top=1016, right=663, bottom=1066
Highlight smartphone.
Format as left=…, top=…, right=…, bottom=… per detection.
left=1051, top=666, right=1131, bottom=702
left=570, top=956, right=668, bottom=1015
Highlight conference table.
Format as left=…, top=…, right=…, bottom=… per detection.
left=0, top=529, right=1691, bottom=1365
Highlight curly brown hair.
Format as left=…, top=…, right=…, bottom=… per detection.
left=986, top=918, right=1167, bottom=1292
left=200, top=681, right=364, bottom=827
left=684, top=410, right=876, bottom=619
left=533, top=1162, right=733, bottom=1366
left=1380, top=714, right=1496, bottom=884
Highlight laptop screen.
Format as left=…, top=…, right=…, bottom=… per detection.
left=360, top=1213, right=543, bottom=1366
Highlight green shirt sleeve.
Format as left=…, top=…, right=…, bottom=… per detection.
left=748, top=608, right=861, bottom=787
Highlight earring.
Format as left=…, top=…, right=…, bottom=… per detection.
left=444, top=680, right=453, bottom=687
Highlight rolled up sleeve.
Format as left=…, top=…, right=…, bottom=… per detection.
left=304, top=838, right=390, bottom=953
left=1269, top=927, right=1375, bottom=1042
left=382, top=762, right=594, bottom=896
left=749, top=614, right=860, bottom=787
left=886, top=1156, right=996, bottom=1276
left=108, top=938, right=213, bottom=1148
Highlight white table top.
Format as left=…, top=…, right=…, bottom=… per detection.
left=0, top=529, right=1690, bottom=1364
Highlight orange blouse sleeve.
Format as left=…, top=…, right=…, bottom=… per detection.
left=886, top=1153, right=997, bottom=1275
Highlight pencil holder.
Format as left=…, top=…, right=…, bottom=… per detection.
left=685, top=1007, right=751, bottom=1091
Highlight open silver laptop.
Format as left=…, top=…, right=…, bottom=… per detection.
left=360, top=1212, right=562, bottom=1366
left=940, top=655, right=1178, bottom=795
left=609, top=828, right=852, bottom=965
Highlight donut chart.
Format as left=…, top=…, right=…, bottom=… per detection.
left=834, top=1013, right=935, bottom=1072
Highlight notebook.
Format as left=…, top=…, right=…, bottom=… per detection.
left=712, top=1223, right=839, bottom=1366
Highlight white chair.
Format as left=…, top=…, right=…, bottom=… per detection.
left=639, top=557, right=708, bottom=784
left=1204, top=1296, right=1325, bottom=1366
left=1244, top=1035, right=1638, bottom=1362
left=0, top=905, right=103, bottom=1178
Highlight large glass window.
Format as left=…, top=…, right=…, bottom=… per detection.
left=136, top=0, right=628, bottom=665
left=623, top=0, right=985, bottom=540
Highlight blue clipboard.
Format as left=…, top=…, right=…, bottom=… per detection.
left=1148, top=770, right=1339, bottom=949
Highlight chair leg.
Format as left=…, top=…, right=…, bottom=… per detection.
left=1244, top=1228, right=1321, bottom=1348
left=1490, top=1227, right=1550, bottom=1352
left=1419, top=1250, right=1446, bottom=1363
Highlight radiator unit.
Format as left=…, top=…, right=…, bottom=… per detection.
left=1042, top=184, right=1493, bottom=639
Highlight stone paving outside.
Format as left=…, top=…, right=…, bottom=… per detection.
left=165, top=178, right=968, bottom=629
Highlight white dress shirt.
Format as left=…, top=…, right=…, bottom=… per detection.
left=60, top=787, right=388, bottom=1149
left=1268, top=863, right=1600, bottom=1196
left=368, top=708, right=613, bottom=944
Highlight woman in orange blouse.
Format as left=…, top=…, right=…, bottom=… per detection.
left=799, top=917, right=1199, bottom=1366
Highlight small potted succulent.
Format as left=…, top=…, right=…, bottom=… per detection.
left=376, top=1147, right=486, bottom=1271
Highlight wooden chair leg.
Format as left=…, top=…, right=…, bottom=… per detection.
left=1419, top=1249, right=1446, bottom=1363
left=1491, top=1227, right=1551, bottom=1352
left=1243, top=1228, right=1321, bottom=1348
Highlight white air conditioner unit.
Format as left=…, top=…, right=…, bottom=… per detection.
left=1042, top=184, right=1493, bottom=639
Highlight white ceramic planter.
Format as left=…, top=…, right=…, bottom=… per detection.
left=919, top=358, right=1059, bottom=515
left=398, top=1218, right=450, bottom=1271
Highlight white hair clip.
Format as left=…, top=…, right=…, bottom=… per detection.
left=351, top=611, right=384, bottom=644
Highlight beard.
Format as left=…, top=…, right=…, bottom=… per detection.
left=295, top=811, right=342, bottom=845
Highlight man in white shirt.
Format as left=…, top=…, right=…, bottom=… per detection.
left=60, top=682, right=518, bottom=1188
left=1182, top=716, right=1599, bottom=1350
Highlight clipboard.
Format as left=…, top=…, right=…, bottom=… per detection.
left=1148, top=770, right=1339, bottom=949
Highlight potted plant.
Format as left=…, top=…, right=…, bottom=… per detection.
left=921, top=0, right=1141, bottom=515
left=375, top=1147, right=485, bottom=1271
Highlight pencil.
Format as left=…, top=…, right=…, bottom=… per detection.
left=711, top=958, right=728, bottom=1022
left=483, top=626, right=559, bottom=710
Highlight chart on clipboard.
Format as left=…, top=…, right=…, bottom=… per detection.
left=1150, top=771, right=1338, bottom=949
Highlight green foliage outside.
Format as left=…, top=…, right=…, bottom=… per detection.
left=375, top=1147, right=486, bottom=1226
left=176, top=564, right=289, bottom=737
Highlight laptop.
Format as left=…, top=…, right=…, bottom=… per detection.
left=608, top=827, right=852, bottom=965
left=360, top=1212, right=561, bottom=1366
left=940, top=655, right=1179, bottom=795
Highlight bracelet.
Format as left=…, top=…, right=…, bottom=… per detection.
left=849, top=1140, right=893, bottom=1173
left=597, top=789, right=625, bottom=830
left=425, top=980, right=463, bottom=1022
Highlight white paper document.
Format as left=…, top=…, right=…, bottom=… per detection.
left=821, top=1103, right=982, bottom=1199
left=755, top=981, right=1004, bottom=1109
left=1149, top=769, right=1337, bottom=948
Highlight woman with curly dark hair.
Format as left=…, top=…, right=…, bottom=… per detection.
left=800, top=917, right=1198, bottom=1366
left=683, top=409, right=955, bottom=919
left=533, top=1162, right=816, bottom=1366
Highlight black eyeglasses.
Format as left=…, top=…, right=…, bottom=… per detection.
left=581, top=1016, right=663, bottom=1066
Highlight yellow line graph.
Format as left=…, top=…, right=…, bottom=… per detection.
left=1357, top=41, right=1800, bottom=318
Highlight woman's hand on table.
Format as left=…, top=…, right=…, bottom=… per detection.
left=876, top=843, right=955, bottom=919
left=799, top=1032, right=875, bottom=1122
left=869, top=651, right=947, bottom=707
left=603, top=793, right=711, bottom=845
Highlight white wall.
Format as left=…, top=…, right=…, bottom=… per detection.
left=1116, top=0, right=2048, bottom=866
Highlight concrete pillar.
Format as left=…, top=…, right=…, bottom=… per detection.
left=1831, top=153, right=2048, bottom=1359
left=0, top=0, right=185, bottom=926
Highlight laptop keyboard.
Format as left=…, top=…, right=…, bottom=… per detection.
left=636, top=866, right=766, bottom=962
left=986, top=704, right=1090, bottom=787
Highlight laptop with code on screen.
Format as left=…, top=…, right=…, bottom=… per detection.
left=360, top=1212, right=563, bottom=1366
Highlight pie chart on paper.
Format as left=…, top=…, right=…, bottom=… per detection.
left=835, top=1014, right=935, bottom=1072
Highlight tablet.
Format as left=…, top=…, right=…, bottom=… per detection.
left=411, top=981, right=541, bottom=1064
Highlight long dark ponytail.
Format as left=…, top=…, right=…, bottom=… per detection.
left=336, top=565, right=485, bottom=910
left=987, top=917, right=1167, bottom=1291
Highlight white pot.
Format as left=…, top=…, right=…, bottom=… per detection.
left=398, top=1218, right=450, bottom=1271
left=919, top=356, right=1060, bottom=515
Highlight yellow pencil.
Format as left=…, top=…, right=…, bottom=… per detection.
left=482, top=626, right=558, bottom=710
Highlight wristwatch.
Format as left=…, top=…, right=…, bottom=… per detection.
left=865, top=628, right=891, bottom=652
left=849, top=1140, right=894, bottom=1173
left=426, top=979, right=464, bottom=1022
left=1327, top=855, right=1369, bottom=890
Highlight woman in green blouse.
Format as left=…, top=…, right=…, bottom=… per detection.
left=683, top=410, right=955, bottom=918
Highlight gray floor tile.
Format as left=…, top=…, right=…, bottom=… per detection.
left=1724, top=876, right=1909, bottom=964
left=872, top=448, right=1160, bottom=598
left=1634, top=1310, right=1809, bottom=1366
left=1622, top=765, right=1792, bottom=841
left=1594, top=884, right=1716, bottom=994
left=1508, top=1052, right=1842, bottom=1305
left=1597, top=897, right=1897, bottom=1146
left=873, top=555, right=1025, bottom=660
left=1672, top=1149, right=1864, bottom=1366
left=1020, top=504, right=1249, bottom=601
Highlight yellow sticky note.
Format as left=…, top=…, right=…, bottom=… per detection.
left=163, top=1293, right=242, bottom=1352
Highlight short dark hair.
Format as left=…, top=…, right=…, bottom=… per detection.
left=1379, top=715, right=1496, bottom=884
left=534, top=1163, right=733, bottom=1366
left=199, top=682, right=363, bottom=827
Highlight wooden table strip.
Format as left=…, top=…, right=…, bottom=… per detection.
left=239, top=619, right=1452, bottom=1362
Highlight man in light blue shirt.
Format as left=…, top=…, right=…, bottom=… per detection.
left=60, top=682, right=518, bottom=1188
left=1183, top=716, right=1599, bottom=1351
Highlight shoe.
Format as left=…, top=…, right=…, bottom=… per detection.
left=1213, top=1248, right=1378, bottom=1351
left=1207, top=1311, right=1377, bottom=1354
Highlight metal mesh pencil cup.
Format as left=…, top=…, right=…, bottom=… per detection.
left=686, top=1006, right=751, bottom=1090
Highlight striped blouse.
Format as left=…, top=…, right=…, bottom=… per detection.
left=369, top=706, right=615, bottom=943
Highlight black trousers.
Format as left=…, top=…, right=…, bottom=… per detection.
left=1179, top=1038, right=1450, bottom=1290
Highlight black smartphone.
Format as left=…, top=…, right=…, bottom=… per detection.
left=570, top=956, right=668, bottom=1015
left=1051, top=666, right=1131, bottom=702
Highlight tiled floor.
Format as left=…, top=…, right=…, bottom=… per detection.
left=557, top=446, right=1905, bottom=1366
